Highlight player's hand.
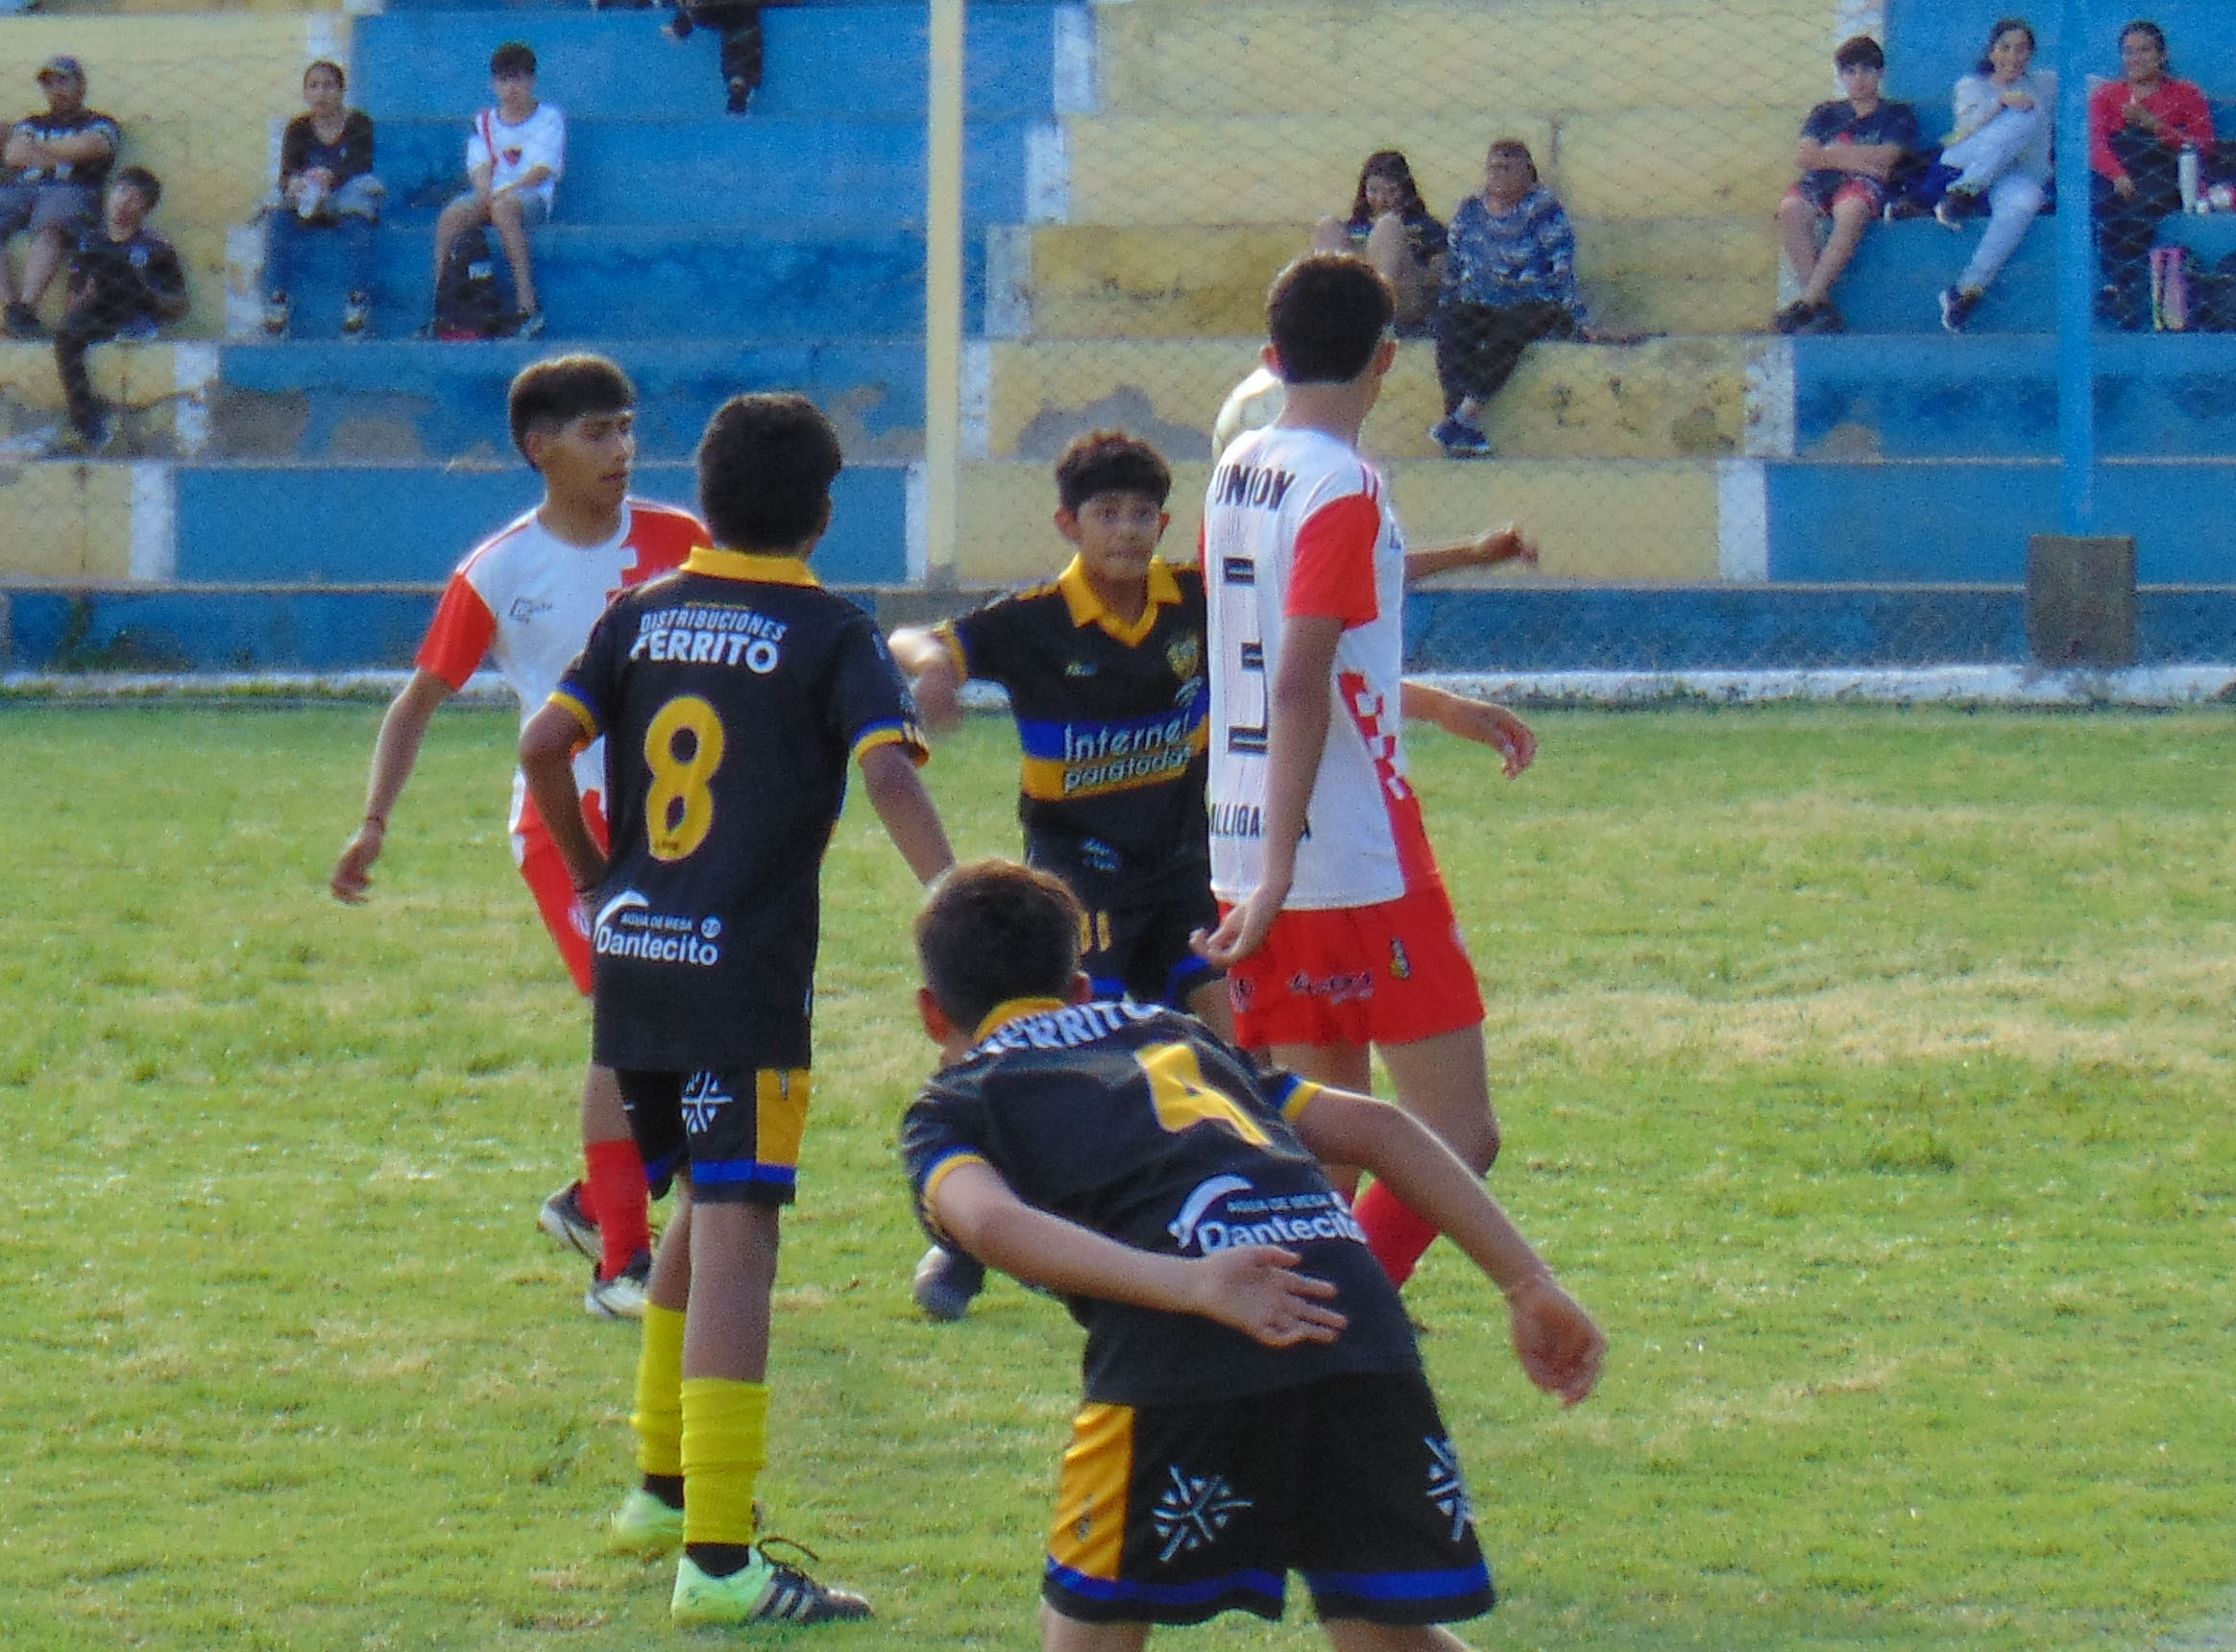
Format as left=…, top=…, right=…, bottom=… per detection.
left=1190, top=1246, right=1347, bottom=1348
left=1468, top=523, right=1539, bottom=571
left=911, top=670, right=965, bottom=738
left=1191, top=880, right=1285, bottom=970
left=1437, top=699, right=1536, bottom=778
left=329, top=823, right=383, bottom=904
left=1506, top=1273, right=1605, bottom=1406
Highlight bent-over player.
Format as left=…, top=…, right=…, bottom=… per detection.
left=903, top=860, right=1603, bottom=1650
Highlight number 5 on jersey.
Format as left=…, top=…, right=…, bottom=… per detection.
left=645, top=694, right=726, bottom=862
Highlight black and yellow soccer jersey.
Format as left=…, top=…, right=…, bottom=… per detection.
left=937, top=556, right=1208, bottom=896
left=901, top=1000, right=1421, bottom=1407
left=552, top=547, right=927, bottom=1073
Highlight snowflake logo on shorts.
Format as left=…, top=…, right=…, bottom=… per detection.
left=681, top=1072, right=733, bottom=1134
left=1151, top=1466, right=1252, bottom=1564
left=1426, top=1437, right=1473, bottom=1541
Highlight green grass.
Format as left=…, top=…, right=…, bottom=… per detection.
left=2, top=703, right=2232, bottom=1650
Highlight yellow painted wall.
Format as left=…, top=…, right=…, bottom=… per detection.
left=954, top=457, right=1717, bottom=586
left=0, top=339, right=194, bottom=446
left=0, top=16, right=340, bottom=337
left=983, top=336, right=1752, bottom=462
left=0, top=461, right=136, bottom=579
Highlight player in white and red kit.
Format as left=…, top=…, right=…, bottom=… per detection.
left=329, top=354, right=704, bottom=1320
left=1197, top=254, right=1539, bottom=1290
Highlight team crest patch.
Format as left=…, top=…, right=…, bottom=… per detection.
left=1390, top=937, right=1412, bottom=980
left=680, top=1071, right=733, bottom=1133
left=1152, top=1466, right=1252, bottom=1563
left=1166, top=635, right=1202, bottom=681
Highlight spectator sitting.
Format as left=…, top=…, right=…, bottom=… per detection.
left=263, top=60, right=385, bottom=339
left=1310, top=150, right=1447, bottom=336
left=1428, top=138, right=1590, bottom=459
left=55, top=165, right=187, bottom=453
left=662, top=2, right=766, bottom=116
left=1774, top=35, right=1920, bottom=336
left=429, top=40, right=563, bottom=340
left=1, top=57, right=122, bottom=339
left=2090, top=18, right=2213, bottom=331
left=1932, top=18, right=2055, bottom=332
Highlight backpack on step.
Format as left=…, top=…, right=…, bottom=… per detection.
left=434, top=227, right=504, bottom=341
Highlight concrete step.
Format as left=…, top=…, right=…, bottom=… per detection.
left=353, top=6, right=1063, bottom=123
left=1795, top=333, right=2236, bottom=459
left=259, top=222, right=986, bottom=341
left=366, top=115, right=1044, bottom=227
left=207, top=337, right=926, bottom=463
left=1061, top=108, right=1797, bottom=229
left=1009, top=218, right=1775, bottom=340
left=972, top=335, right=1761, bottom=463
left=1095, top=0, right=1826, bottom=120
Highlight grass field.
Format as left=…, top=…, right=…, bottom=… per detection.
left=3, top=702, right=2233, bottom=1652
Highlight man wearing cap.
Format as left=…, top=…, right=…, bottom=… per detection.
left=1, top=57, right=122, bottom=337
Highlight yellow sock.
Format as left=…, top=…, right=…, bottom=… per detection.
left=632, top=1304, right=686, bottom=1478
left=680, top=1376, right=768, bottom=1547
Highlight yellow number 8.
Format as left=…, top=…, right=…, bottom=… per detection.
left=644, top=695, right=726, bottom=862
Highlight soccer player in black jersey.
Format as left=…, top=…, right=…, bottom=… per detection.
left=901, top=862, right=1602, bottom=1651
left=521, top=393, right=953, bottom=1627
left=891, top=429, right=1543, bottom=1321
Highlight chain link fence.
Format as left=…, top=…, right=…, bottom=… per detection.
left=2, top=2, right=2232, bottom=680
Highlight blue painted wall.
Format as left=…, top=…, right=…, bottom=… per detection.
left=1765, top=461, right=2236, bottom=583
left=172, top=460, right=911, bottom=586
left=12, top=584, right=2232, bottom=674
left=1885, top=1, right=2236, bottom=105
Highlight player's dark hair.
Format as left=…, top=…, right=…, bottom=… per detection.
left=112, top=166, right=161, bottom=209
left=1055, top=430, right=1171, bottom=514
left=1834, top=34, right=1885, bottom=73
left=304, top=60, right=346, bottom=93
left=1974, top=18, right=2034, bottom=76
left=1348, top=149, right=1428, bottom=227
left=1488, top=136, right=1540, bottom=184
left=1266, top=253, right=1394, bottom=385
left=507, top=353, right=636, bottom=463
left=491, top=40, right=538, bottom=79
left=2120, top=20, right=2170, bottom=73
left=697, top=392, right=843, bottom=551
left=916, top=861, right=1082, bottom=1032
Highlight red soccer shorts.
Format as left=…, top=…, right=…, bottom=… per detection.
left=1224, top=878, right=1485, bottom=1050
left=514, top=792, right=610, bottom=998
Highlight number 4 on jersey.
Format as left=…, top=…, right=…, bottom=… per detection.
left=1135, top=1041, right=1270, bottom=1146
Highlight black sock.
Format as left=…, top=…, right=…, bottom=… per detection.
left=687, top=1541, right=755, bottom=1578
left=642, top=1472, right=684, bottom=1511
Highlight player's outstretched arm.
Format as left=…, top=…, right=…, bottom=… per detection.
left=519, top=702, right=606, bottom=894
left=928, top=1159, right=1347, bottom=1348
left=1293, top=1087, right=1604, bottom=1404
left=1402, top=523, right=1539, bottom=584
left=1398, top=681, right=1535, bottom=778
left=861, top=742, right=956, bottom=886
left=330, top=669, right=453, bottom=904
left=886, top=626, right=966, bottom=737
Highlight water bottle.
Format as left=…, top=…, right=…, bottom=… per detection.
left=2178, top=144, right=2201, bottom=213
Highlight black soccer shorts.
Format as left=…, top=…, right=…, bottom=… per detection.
left=1041, top=1370, right=1495, bottom=1628
left=615, top=1066, right=810, bottom=1205
left=1077, top=880, right=1223, bottom=1008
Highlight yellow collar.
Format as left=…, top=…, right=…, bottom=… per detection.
left=1057, top=556, right=1181, bottom=646
left=973, top=996, right=1071, bottom=1041
left=682, top=547, right=821, bottom=586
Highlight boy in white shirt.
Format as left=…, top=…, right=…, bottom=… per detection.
left=431, top=40, right=565, bottom=338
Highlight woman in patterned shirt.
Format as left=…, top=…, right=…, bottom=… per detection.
left=1429, top=138, right=1591, bottom=458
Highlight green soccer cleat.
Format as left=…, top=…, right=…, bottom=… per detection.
left=670, top=1543, right=873, bottom=1626
left=608, top=1488, right=686, bottom=1558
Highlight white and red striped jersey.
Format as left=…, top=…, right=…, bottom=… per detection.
left=416, top=498, right=705, bottom=844
left=1203, top=425, right=1435, bottom=910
